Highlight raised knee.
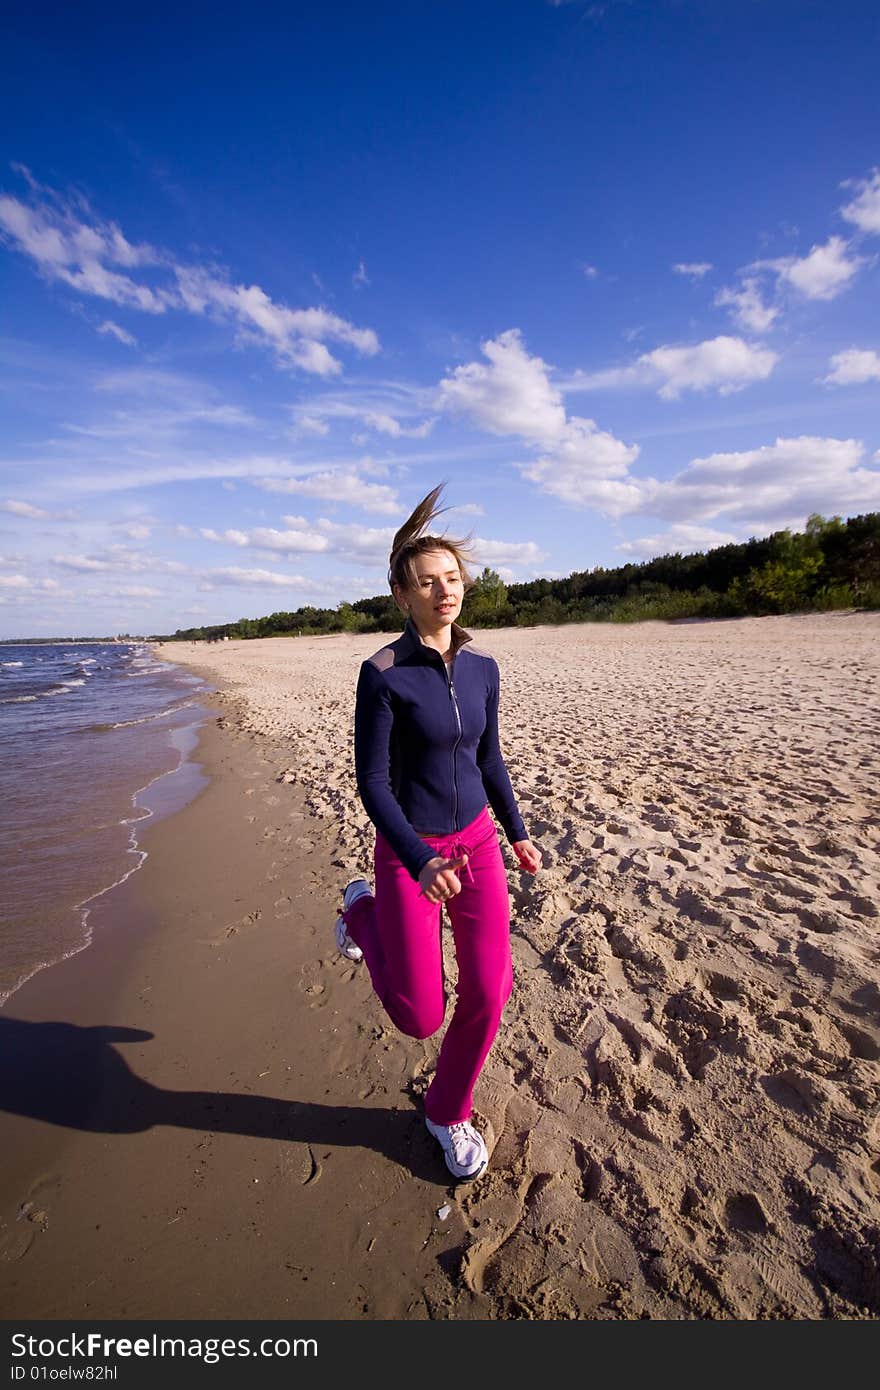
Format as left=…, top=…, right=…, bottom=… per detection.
left=387, top=999, right=446, bottom=1040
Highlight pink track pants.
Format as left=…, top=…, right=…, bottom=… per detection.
left=341, top=805, right=513, bottom=1125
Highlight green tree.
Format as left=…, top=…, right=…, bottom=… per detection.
left=463, top=567, right=508, bottom=626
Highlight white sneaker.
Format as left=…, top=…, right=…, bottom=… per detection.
left=425, top=1117, right=488, bottom=1180
left=334, top=879, right=371, bottom=962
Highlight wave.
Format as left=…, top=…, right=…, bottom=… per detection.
left=84, top=697, right=201, bottom=732
left=1, top=661, right=24, bottom=668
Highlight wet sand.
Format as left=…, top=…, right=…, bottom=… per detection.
left=2, top=612, right=879, bottom=1319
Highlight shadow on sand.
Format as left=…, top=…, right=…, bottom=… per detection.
left=0, top=1015, right=442, bottom=1183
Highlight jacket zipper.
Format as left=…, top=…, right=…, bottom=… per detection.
left=447, top=662, right=462, bottom=826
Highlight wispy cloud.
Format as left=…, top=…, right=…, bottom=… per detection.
left=51, top=545, right=185, bottom=574
left=673, top=262, right=712, bottom=279
left=289, top=383, right=436, bottom=441
left=200, top=566, right=322, bottom=591
left=97, top=320, right=138, bottom=346
left=2, top=498, right=48, bottom=518
left=352, top=259, right=370, bottom=288
left=0, top=173, right=380, bottom=376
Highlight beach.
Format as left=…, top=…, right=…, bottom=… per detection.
left=2, top=611, right=879, bottom=1319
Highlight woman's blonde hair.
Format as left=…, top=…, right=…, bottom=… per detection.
left=388, top=482, right=476, bottom=597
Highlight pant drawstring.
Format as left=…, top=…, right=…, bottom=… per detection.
left=450, top=840, right=474, bottom=884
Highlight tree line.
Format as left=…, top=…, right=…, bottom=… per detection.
left=156, top=511, right=880, bottom=642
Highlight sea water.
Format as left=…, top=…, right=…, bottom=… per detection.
left=0, top=642, right=211, bottom=1003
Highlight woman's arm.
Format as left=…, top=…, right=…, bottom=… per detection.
left=476, top=659, right=529, bottom=846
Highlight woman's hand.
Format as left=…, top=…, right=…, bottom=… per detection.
left=512, top=839, right=542, bottom=873
left=418, top=853, right=468, bottom=904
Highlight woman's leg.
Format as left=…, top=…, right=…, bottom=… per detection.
left=423, top=811, right=513, bottom=1125
left=341, top=835, right=447, bottom=1040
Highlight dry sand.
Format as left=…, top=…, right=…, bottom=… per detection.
left=2, top=611, right=878, bottom=1319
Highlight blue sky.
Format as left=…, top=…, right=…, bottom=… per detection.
left=1, top=0, right=879, bottom=638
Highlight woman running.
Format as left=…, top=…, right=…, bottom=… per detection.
left=335, top=484, right=541, bottom=1180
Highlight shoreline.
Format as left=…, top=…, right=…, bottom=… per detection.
left=2, top=612, right=879, bottom=1319
left=0, top=698, right=212, bottom=1010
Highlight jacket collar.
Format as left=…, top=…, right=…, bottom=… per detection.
left=399, top=616, right=473, bottom=662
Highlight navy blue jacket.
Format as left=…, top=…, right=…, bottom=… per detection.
left=355, top=618, right=527, bottom=880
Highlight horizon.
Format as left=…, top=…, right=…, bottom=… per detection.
left=2, top=0, right=879, bottom=640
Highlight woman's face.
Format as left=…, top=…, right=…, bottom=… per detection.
left=397, top=549, right=464, bottom=632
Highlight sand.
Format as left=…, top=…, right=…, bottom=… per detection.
left=1, top=611, right=878, bottom=1320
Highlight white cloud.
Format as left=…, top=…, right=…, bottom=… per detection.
left=304, top=516, right=396, bottom=561
left=52, top=554, right=114, bottom=573
left=202, top=566, right=312, bottom=589
left=2, top=499, right=48, bottom=518
left=446, top=502, right=485, bottom=517
left=471, top=536, right=547, bottom=568
left=647, top=436, right=880, bottom=528
left=97, top=320, right=137, bottom=346
left=51, top=545, right=182, bottom=575
left=437, top=329, right=641, bottom=514
left=174, top=270, right=379, bottom=375
left=0, top=194, right=166, bottom=310
left=0, top=179, right=379, bottom=376
left=200, top=528, right=251, bottom=547
left=0, top=574, right=60, bottom=593
left=643, top=337, right=778, bottom=400
left=118, top=585, right=161, bottom=598
left=437, top=329, right=567, bottom=445
left=519, top=467, right=651, bottom=516
left=756, top=236, right=863, bottom=301
left=577, top=336, right=778, bottom=400
left=673, top=262, right=712, bottom=279
left=617, top=523, right=739, bottom=559
left=352, top=260, right=370, bottom=288
left=822, top=348, right=880, bottom=387
left=841, top=169, right=880, bottom=235
left=582, top=264, right=599, bottom=279
left=257, top=470, right=401, bottom=514
left=297, top=415, right=330, bottom=436
left=714, top=278, right=779, bottom=333
left=361, top=411, right=435, bottom=439
left=200, top=523, right=328, bottom=555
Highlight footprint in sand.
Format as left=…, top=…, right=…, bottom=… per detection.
left=0, top=1174, right=61, bottom=1263
left=723, top=1191, right=773, bottom=1236
left=219, top=908, right=262, bottom=940
left=297, top=962, right=328, bottom=1008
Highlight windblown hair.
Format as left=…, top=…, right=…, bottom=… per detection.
left=388, top=482, right=476, bottom=597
